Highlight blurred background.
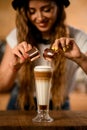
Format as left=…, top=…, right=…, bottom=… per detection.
left=0, top=0, right=87, bottom=111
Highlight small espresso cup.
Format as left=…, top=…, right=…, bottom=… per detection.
left=32, top=65, right=53, bottom=122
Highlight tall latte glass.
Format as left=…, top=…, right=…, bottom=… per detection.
left=32, top=66, right=53, bottom=122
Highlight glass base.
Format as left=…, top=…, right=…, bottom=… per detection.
left=32, top=111, right=54, bottom=122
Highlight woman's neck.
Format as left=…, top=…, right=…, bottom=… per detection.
left=42, top=32, right=51, bottom=40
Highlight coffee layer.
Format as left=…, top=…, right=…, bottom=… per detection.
left=34, top=71, right=52, bottom=79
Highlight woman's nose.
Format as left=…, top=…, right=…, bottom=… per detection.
left=36, top=11, right=43, bottom=21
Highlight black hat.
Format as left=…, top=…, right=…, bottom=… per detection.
left=12, top=0, right=70, bottom=10
left=12, top=0, right=29, bottom=10
left=62, top=0, right=70, bottom=7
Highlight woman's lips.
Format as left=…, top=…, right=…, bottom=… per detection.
left=38, top=22, right=48, bottom=27
left=36, top=19, right=49, bottom=27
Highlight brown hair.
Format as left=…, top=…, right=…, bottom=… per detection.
left=16, top=0, right=69, bottom=110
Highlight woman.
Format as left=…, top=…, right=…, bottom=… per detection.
left=0, top=0, right=87, bottom=110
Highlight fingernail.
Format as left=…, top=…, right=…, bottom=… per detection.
left=52, top=47, right=55, bottom=50
left=54, top=47, right=58, bottom=51
left=63, top=47, right=66, bottom=52
left=21, top=56, right=25, bottom=61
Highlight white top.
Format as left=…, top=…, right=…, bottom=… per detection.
left=6, top=26, right=87, bottom=93
left=6, top=29, right=17, bottom=49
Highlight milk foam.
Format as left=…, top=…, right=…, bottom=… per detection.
left=34, top=66, right=52, bottom=72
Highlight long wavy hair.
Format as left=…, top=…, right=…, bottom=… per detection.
left=16, top=0, right=69, bottom=110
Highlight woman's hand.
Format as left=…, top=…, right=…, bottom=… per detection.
left=9, top=41, right=32, bottom=71
left=52, top=37, right=82, bottom=61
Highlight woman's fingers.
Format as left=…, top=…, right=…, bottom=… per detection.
left=52, top=37, right=73, bottom=52
left=9, top=42, right=33, bottom=71
left=12, top=41, right=33, bottom=64
left=15, top=42, right=32, bottom=56
left=12, top=46, right=26, bottom=62
left=21, top=41, right=32, bottom=52
left=22, top=41, right=28, bottom=52
left=52, top=39, right=60, bottom=51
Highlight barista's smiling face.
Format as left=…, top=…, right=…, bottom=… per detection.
left=28, top=0, right=58, bottom=34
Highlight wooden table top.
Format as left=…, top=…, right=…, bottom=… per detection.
left=0, top=110, right=87, bottom=130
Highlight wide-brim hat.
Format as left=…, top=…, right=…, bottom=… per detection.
left=12, top=0, right=70, bottom=10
